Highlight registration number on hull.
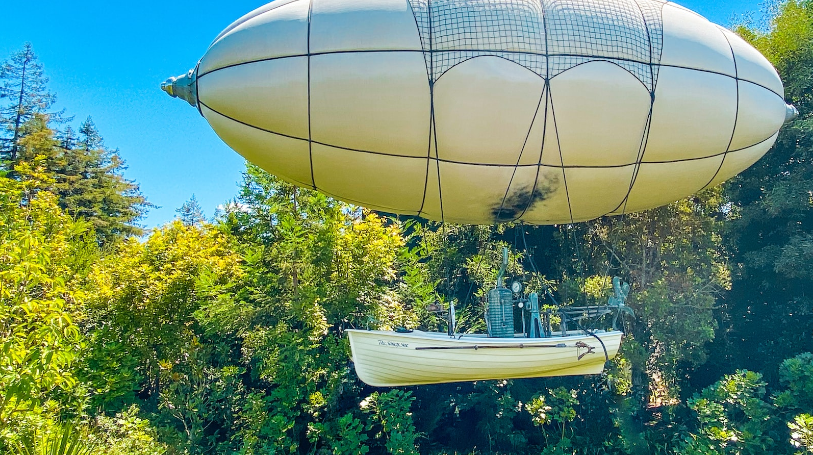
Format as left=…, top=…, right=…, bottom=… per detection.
left=378, top=340, right=410, bottom=348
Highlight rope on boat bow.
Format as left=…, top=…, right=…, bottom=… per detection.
left=577, top=329, right=608, bottom=362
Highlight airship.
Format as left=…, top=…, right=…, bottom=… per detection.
left=163, top=0, right=796, bottom=225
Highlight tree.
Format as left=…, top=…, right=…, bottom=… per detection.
left=679, top=370, right=776, bottom=454
left=76, top=117, right=102, bottom=151
left=712, top=0, right=813, bottom=376
left=0, top=160, right=95, bottom=449
left=85, top=220, right=242, bottom=408
left=12, top=115, right=150, bottom=242
left=55, top=117, right=150, bottom=242
left=176, top=194, right=205, bottom=227
left=207, top=165, right=412, bottom=453
left=559, top=189, right=730, bottom=408
left=0, top=44, right=58, bottom=161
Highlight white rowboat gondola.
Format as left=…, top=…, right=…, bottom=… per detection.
left=347, top=329, right=623, bottom=387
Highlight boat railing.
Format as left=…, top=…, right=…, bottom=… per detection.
left=419, top=277, right=633, bottom=341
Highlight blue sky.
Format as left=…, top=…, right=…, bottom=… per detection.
left=0, top=0, right=767, bottom=228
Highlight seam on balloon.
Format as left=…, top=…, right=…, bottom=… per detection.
left=517, top=83, right=551, bottom=222
left=416, top=0, right=432, bottom=219
left=204, top=100, right=770, bottom=167
left=198, top=102, right=315, bottom=189
left=496, top=86, right=547, bottom=222
left=202, top=99, right=773, bottom=167
left=611, top=2, right=665, bottom=218
left=307, top=0, right=316, bottom=189
left=547, top=87, right=574, bottom=223
left=433, top=54, right=548, bottom=84
left=632, top=0, right=656, bottom=91
left=416, top=107, right=433, bottom=218
left=547, top=59, right=651, bottom=92
left=659, top=63, right=782, bottom=98
left=652, top=1, right=667, bottom=88
left=725, top=133, right=777, bottom=153
left=209, top=0, right=304, bottom=47
left=197, top=52, right=781, bottom=98
left=199, top=101, right=310, bottom=142
left=202, top=98, right=773, bottom=168
left=611, top=98, right=654, bottom=216
left=428, top=0, right=445, bottom=222
left=199, top=51, right=654, bottom=79
left=702, top=28, right=739, bottom=191
left=515, top=0, right=549, bottom=224
left=404, top=0, right=432, bottom=81
left=318, top=188, right=421, bottom=214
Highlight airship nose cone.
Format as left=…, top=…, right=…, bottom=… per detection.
left=786, top=104, right=799, bottom=123
left=161, top=69, right=198, bottom=107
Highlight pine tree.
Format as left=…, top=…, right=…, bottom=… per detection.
left=176, top=194, right=206, bottom=226
left=0, top=43, right=57, bottom=161
left=77, top=117, right=103, bottom=151
left=13, top=114, right=150, bottom=243
left=56, top=125, right=75, bottom=151
left=51, top=118, right=150, bottom=242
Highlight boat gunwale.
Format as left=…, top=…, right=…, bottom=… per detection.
left=346, top=328, right=623, bottom=346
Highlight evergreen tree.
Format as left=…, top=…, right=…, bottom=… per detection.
left=0, top=43, right=58, bottom=161
left=176, top=194, right=206, bottom=226
left=15, top=114, right=150, bottom=242
left=57, top=125, right=76, bottom=150
left=52, top=118, right=150, bottom=242
left=78, top=116, right=103, bottom=150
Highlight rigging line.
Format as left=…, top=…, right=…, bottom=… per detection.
left=569, top=224, right=589, bottom=306
left=576, top=320, right=610, bottom=363
left=440, top=221, right=453, bottom=301
left=520, top=225, right=539, bottom=275
left=521, top=224, right=558, bottom=310
left=461, top=227, right=490, bottom=308
left=594, top=221, right=614, bottom=297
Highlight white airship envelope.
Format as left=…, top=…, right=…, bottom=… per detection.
left=165, top=0, right=792, bottom=225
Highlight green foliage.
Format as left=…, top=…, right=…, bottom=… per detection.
left=15, top=424, right=94, bottom=455
left=680, top=370, right=775, bottom=454
left=4, top=3, right=813, bottom=452
left=49, top=117, right=150, bottom=242
left=776, top=353, right=813, bottom=411
left=311, top=412, right=370, bottom=455
left=572, top=190, right=729, bottom=406
left=363, top=391, right=419, bottom=455
left=1, top=46, right=149, bottom=242
left=11, top=115, right=148, bottom=243
left=0, top=161, right=93, bottom=446
left=717, top=0, right=813, bottom=377
left=0, top=43, right=58, bottom=161
left=176, top=194, right=206, bottom=227
left=83, top=220, right=241, bottom=415
left=789, top=414, right=813, bottom=454
left=88, top=405, right=167, bottom=455
left=528, top=387, right=579, bottom=454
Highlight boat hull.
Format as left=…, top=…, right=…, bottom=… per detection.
left=347, top=329, right=623, bottom=387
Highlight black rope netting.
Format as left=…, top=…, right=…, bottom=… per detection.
left=407, top=0, right=667, bottom=90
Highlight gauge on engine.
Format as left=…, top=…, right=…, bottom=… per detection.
left=511, top=281, right=523, bottom=294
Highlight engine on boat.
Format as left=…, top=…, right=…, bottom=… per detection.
left=486, top=287, right=514, bottom=338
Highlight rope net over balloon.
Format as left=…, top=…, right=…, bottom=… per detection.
left=408, top=0, right=667, bottom=89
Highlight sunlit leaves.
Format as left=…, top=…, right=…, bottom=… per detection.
left=0, top=161, right=91, bottom=435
